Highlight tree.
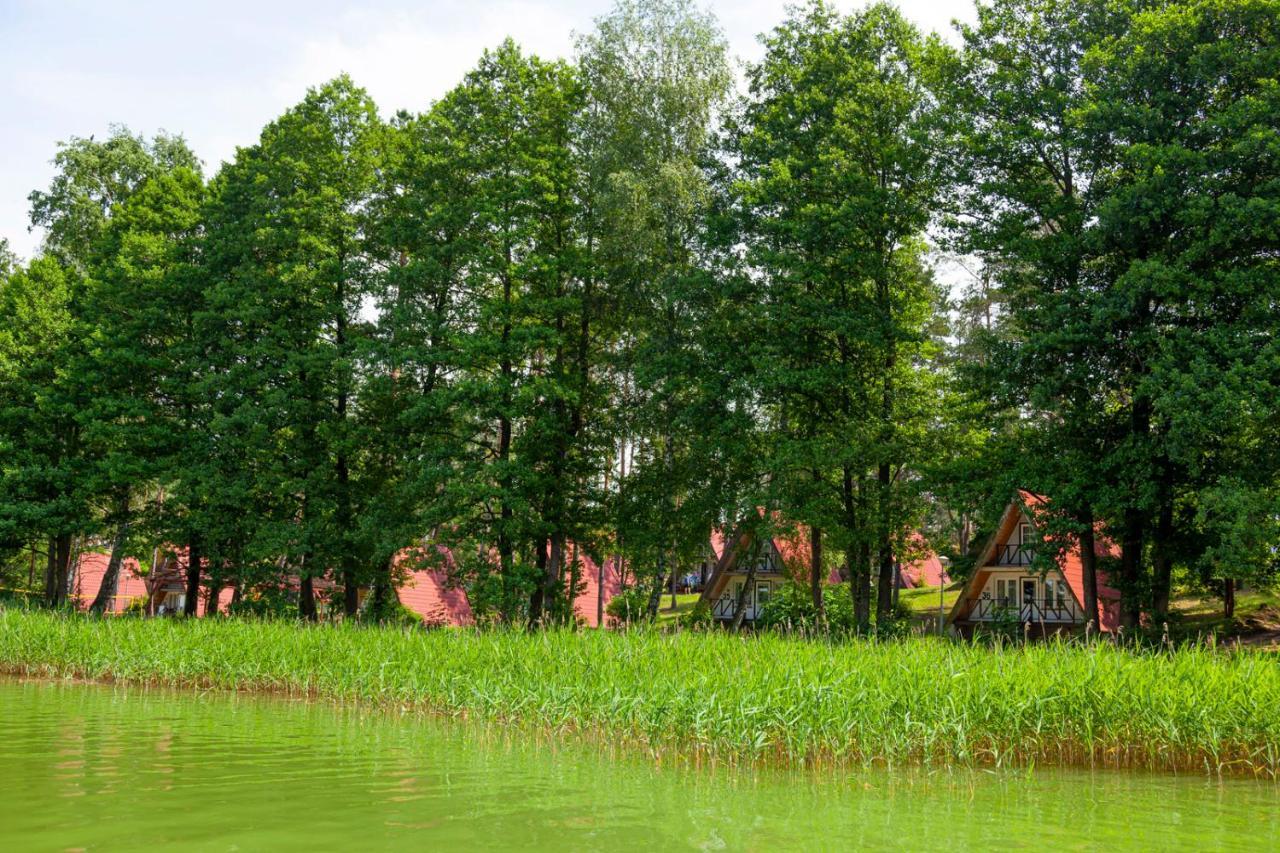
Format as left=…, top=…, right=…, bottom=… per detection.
left=202, top=77, right=382, bottom=618
left=577, top=0, right=736, bottom=615
left=733, top=1, right=948, bottom=630
left=76, top=167, right=207, bottom=614
left=2, top=128, right=198, bottom=608
left=954, top=0, right=1280, bottom=626
left=0, top=257, right=77, bottom=606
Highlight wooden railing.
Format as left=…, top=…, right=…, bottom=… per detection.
left=713, top=594, right=737, bottom=619
left=991, top=544, right=1035, bottom=566
left=965, top=595, right=1081, bottom=623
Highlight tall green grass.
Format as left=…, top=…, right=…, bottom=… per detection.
left=1, top=608, right=1277, bottom=775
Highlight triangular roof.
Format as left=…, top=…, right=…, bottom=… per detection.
left=947, top=491, right=1121, bottom=631
left=70, top=551, right=149, bottom=613
left=395, top=546, right=474, bottom=626
left=898, top=532, right=949, bottom=588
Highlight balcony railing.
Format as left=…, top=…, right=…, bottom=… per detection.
left=991, top=544, right=1035, bottom=566
left=713, top=594, right=737, bottom=619
left=965, top=595, right=1081, bottom=623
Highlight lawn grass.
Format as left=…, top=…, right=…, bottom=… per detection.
left=656, top=592, right=702, bottom=624
left=2, top=607, right=1278, bottom=776
left=1171, top=588, right=1280, bottom=636
left=899, top=583, right=962, bottom=614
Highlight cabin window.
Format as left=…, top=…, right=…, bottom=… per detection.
left=1018, top=522, right=1032, bottom=546
left=1055, top=580, right=1069, bottom=607
left=756, top=582, right=772, bottom=610
left=995, top=579, right=1013, bottom=605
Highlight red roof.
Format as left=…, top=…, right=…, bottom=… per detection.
left=393, top=541, right=619, bottom=627
left=70, top=552, right=149, bottom=613
left=1018, top=491, right=1122, bottom=631
left=567, top=547, right=622, bottom=628
left=395, top=546, right=474, bottom=626
left=772, top=525, right=813, bottom=582
left=153, top=547, right=235, bottom=615
left=709, top=528, right=729, bottom=561
left=899, top=532, right=949, bottom=588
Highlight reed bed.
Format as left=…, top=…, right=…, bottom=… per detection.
left=1, top=608, right=1277, bottom=776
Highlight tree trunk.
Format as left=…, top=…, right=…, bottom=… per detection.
left=1223, top=578, right=1236, bottom=618
left=1077, top=504, right=1100, bottom=628
left=842, top=464, right=871, bottom=633
left=646, top=550, right=666, bottom=619
left=42, top=537, right=57, bottom=608
left=372, top=553, right=394, bottom=620
left=1119, top=394, right=1152, bottom=629
left=299, top=573, right=317, bottom=621
left=1151, top=497, right=1174, bottom=619
left=89, top=501, right=131, bottom=615
left=875, top=460, right=894, bottom=625
left=1119, top=507, right=1145, bottom=630
left=206, top=580, right=221, bottom=617
left=528, top=538, right=551, bottom=627
left=856, top=540, right=872, bottom=633
left=596, top=555, right=606, bottom=628
left=342, top=563, right=359, bottom=618
left=730, top=540, right=762, bottom=631
left=670, top=553, right=677, bottom=610
left=183, top=532, right=202, bottom=617
left=43, top=533, right=73, bottom=608
left=545, top=534, right=566, bottom=624
left=567, top=545, right=581, bottom=627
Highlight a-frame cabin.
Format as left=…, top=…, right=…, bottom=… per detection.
left=698, top=521, right=811, bottom=623
left=947, top=490, right=1122, bottom=637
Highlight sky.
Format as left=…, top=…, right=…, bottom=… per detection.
left=0, top=0, right=977, bottom=260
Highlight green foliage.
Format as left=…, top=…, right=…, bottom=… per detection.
left=226, top=586, right=296, bottom=620
left=757, top=582, right=855, bottom=633
left=756, top=582, right=913, bottom=636
left=2, top=0, right=1275, bottom=632
left=950, top=0, right=1280, bottom=626
left=605, top=586, right=654, bottom=623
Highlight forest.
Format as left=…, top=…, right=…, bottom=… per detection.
left=0, top=0, right=1276, bottom=634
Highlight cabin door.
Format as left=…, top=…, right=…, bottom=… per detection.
left=1020, top=578, right=1037, bottom=622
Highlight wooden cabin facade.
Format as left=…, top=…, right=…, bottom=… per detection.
left=947, top=491, right=1122, bottom=636
left=698, top=523, right=811, bottom=623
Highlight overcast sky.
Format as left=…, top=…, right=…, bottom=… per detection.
left=0, top=0, right=977, bottom=259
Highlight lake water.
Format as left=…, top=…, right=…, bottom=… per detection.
left=1, top=678, right=1277, bottom=851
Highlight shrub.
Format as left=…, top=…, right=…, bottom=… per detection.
left=757, top=583, right=917, bottom=636
left=757, top=582, right=856, bottom=634
left=605, top=586, right=652, bottom=624
left=227, top=584, right=296, bottom=619
left=674, top=600, right=715, bottom=629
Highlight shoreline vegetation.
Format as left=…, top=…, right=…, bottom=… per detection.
left=3, top=610, right=1278, bottom=778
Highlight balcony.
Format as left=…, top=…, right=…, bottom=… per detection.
left=991, top=544, right=1035, bottom=566
left=964, top=595, right=1081, bottom=623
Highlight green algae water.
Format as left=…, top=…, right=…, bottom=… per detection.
left=1, top=679, right=1277, bottom=851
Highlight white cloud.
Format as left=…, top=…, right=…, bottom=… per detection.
left=1, top=0, right=974, bottom=260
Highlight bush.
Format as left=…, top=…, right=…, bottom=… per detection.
left=757, top=583, right=917, bottom=636
left=674, top=600, right=715, bottom=629
left=757, top=583, right=856, bottom=634
left=361, top=593, right=423, bottom=628
left=227, top=584, right=296, bottom=619
left=605, top=587, right=653, bottom=624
